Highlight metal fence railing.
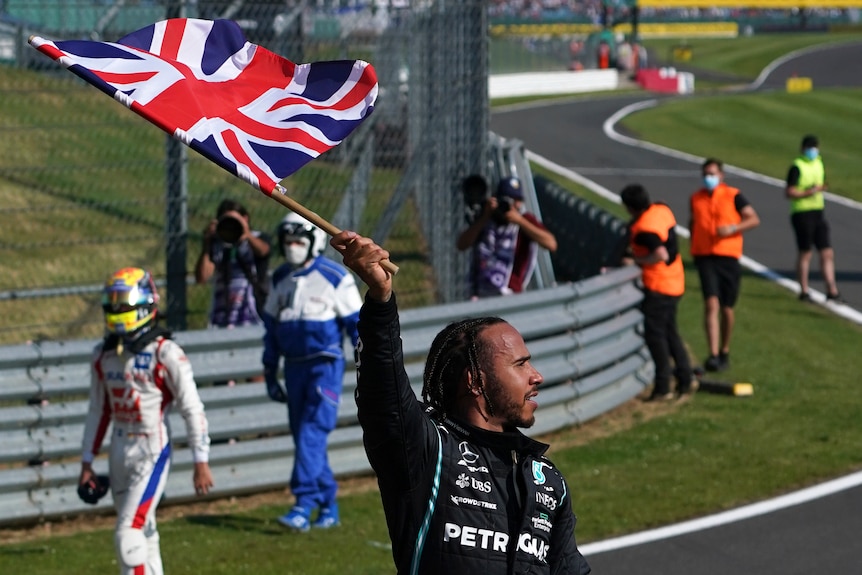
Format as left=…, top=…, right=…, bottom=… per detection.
left=535, top=175, right=629, bottom=282
left=0, top=266, right=651, bottom=526
left=0, top=0, right=487, bottom=344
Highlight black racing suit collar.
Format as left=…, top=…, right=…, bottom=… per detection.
left=103, top=326, right=172, bottom=355
left=429, top=407, right=550, bottom=457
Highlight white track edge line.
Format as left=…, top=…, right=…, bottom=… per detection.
left=580, top=469, right=862, bottom=556
left=603, top=100, right=862, bottom=211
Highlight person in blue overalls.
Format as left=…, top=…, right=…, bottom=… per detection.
left=261, top=212, right=362, bottom=531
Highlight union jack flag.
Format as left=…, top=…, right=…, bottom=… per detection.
left=29, top=18, right=378, bottom=194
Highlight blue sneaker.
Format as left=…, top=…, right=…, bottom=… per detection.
left=313, top=504, right=340, bottom=529
left=278, top=506, right=310, bottom=532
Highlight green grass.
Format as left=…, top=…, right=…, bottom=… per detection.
left=643, top=32, right=862, bottom=81
left=620, top=88, right=862, bottom=202
left=567, top=257, right=862, bottom=537
left=4, top=250, right=862, bottom=572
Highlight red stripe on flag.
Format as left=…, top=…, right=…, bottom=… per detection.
left=265, top=65, right=376, bottom=114
left=222, top=129, right=277, bottom=193
left=161, top=19, right=187, bottom=61
left=337, top=65, right=379, bottom=111
left=34, top=42, right=66, bottom=62
left=96, top=70, right=157, bottom=85
left=129, top=101, right=177, bottom=137
left=277, top=128, right=331, bottom=154
left=225, top=110, right=331, bottom=153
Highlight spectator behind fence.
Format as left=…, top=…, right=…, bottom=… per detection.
left=195, top=199, right=272, bottom=328
left=330, top=229, right=591, bottom=575
left=620, top=184, right=694, bottom=401
left=784, top=134, right=841, bottom=303
left=262, top=212, right=362, bottom=532
left=80, top=267, right=212, bottom=575
left=689, top=158, right=760, bottom=373
left=457, top=176, right=557, bottom=299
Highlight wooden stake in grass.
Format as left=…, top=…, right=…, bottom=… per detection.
left=697, top=378, right=754, bottom=397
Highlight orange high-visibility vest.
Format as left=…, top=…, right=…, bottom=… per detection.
left=630, top=203, right=684, bottom=296
left=690, top=183, right=744, bottom=258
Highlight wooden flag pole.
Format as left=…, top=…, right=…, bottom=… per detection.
left=270, top=185, right=399, bottom=276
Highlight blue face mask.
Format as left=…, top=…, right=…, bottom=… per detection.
left=703, top=174, right=721, bottom=191
left=803, top=147, right=819, bottom=161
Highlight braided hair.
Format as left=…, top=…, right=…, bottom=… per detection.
left=422, top=316, right=506, bottom=419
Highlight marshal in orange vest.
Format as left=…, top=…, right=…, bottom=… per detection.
left=629, top=203, right=684, bottom=297
left=689, top=183, right=744, bottom=259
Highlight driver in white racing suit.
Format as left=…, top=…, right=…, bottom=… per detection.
left=79, top=267, right=213, bottom=575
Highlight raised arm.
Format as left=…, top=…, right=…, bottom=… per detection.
left=194, top=219, right=217, bottom=284
left=330, top=231, right=436, bottom=491
left=331, top=232, right=392, bottom=303
left=515, top=212, right=558, bottom=252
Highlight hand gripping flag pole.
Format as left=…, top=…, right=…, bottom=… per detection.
left=29, top=18, right=398, bottom=275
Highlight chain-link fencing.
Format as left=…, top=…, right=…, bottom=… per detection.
left=0, top=0, right=487, bottom=344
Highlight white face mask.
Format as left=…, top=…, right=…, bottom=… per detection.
left=283, top=237, right=311, bottom=266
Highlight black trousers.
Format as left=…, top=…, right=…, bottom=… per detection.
left=642, top=290, right=692, bottom=394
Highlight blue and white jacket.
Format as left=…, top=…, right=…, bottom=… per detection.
left=262, top=255, right=361, bottom=366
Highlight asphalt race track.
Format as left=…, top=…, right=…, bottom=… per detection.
left=491, top=41, right=862, bottom=573
left=492, top=42, right=862, bottom=311
left=581, top=472, right=862, bottom=573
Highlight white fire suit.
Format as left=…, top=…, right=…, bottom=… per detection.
left=82, top=333, right=211, bottom=575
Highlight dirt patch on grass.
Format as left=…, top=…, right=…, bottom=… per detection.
left=0, top=391, right=686, bottom=545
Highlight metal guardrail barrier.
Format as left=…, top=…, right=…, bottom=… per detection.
left=0, top=267, right=651, bottom=526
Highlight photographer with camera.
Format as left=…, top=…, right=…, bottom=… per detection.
left=195, top=199, right=272, bottom=328
left=457, top=176, right=557, bottom=299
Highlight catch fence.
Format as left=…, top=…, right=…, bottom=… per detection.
left=0, top=0, right=487, bottom=343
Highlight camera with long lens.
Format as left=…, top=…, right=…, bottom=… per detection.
left=215, top=212, right=245, bottom=244
left=462, top=174, right=489, bottom=224
left=495, top=196, right=513, bottom=216
left=492, top=196, right=513, bottom=224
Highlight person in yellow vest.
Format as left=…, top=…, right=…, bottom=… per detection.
left=621, top=184, right=694, bottom=400
left=785, top=134, right=841, bottom=302
left=689, top=159, right=760, bottom=372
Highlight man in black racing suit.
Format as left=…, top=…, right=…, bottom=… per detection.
left=331, top=230, right=590, bottom=575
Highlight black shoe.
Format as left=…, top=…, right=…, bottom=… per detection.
left=826, top=292, right=843, bottom=303
left=704, top=355, right=721, bottom=372
left=798, top=292, right=812, bottom=302
left=718, top=352, right=730, bottom=371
